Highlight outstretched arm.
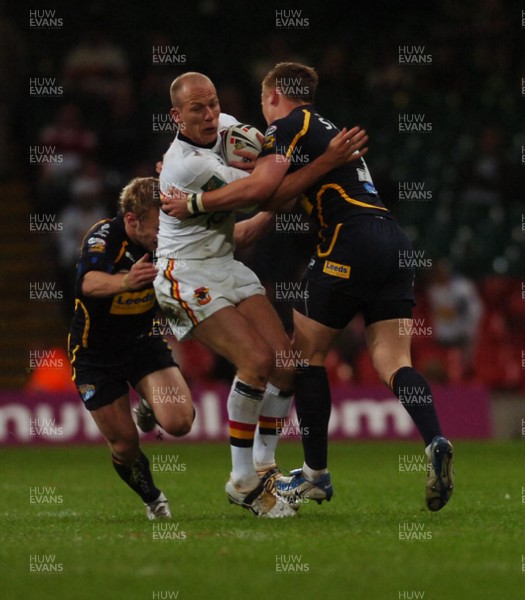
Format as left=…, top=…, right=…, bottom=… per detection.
left=162, top=126, right=368, bottom=218
left=261, top=126, right=368, bottom=211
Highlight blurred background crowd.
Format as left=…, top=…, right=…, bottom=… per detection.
left=2, top=0, right=524, bottom=392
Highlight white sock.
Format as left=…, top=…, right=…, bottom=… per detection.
left=302, top=462, right=327, bottom=482
left=253, top=383, right=293, bottom=472
left=227, top=376, right=264, bottom=491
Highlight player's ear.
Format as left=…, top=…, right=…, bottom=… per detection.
left=270, top=88, right=280, bottom=106
left=124, top=212, right=138, bottom=229
left=171, top=107, right=182, bottom=124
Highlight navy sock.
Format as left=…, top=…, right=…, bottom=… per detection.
left=112, top=451, right=160, bottom=503
left=294, top=365, right=331, bottom=470
left=391, top=366, right=443, bottom=446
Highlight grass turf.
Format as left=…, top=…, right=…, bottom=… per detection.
left=0, top=440, right=523, bottom=600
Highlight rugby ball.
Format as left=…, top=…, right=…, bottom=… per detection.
left=220, top=123, right=263, bottom=165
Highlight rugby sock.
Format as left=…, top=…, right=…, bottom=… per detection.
left=112, top=451, right=160, bottom=503
left=391, top=366, right=443, bottom=447
left=253, top=383, right=293, bottom=472
left=228, top=376, right=265, bottom=491
left=294, top=365, right=331, bottom=471
left=302, top=463, right=327, bottom=482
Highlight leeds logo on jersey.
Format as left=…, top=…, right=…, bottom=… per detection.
left=323, top=260, right=351, bottom=279
left=193, top=287, right=211, bottom=306
left=110, top=288, right=156, bottom=315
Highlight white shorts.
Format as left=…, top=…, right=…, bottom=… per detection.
left=154, top=256, right=266, bottom=340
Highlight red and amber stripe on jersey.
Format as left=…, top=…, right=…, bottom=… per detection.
left=163, top=258, right=199, bottom=326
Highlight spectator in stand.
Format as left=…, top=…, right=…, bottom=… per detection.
left=39, top=103, right=97, bottom=171
left=427, top=260, right=483, bottom=378
left=99, top=87, right=144, bottom=173
left=63, top=27, right=131, bottom=129
left=458, top=126, right=514, bottom=209
left=38, top=104, right=98, bottom=210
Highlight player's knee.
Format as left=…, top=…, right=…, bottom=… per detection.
left=371, top=355, right=405, bottom=386
left=110, top=434, right=140, bottom=462
left=370, top=355, right=388, bottom=384
left=241, top=344, right=274, bottom=381
left=271, top=362, right=296, bottom=390
left=176, top=416, right=193, bottom=437
left=163, top=410, right=194, bottom=437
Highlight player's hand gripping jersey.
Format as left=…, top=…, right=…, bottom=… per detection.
left=69, top=216, right=157, bottom=351
left=157, top=113, right=248, bottom=261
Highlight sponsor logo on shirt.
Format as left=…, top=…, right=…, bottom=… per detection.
left=323, top=260, right=351, bottom=279
left=110, top=288, right=156, bottom=315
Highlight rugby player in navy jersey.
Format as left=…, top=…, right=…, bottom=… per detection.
left=162, top=63, right=454, bottom=512
left=66, top=173, right=307, bottom=520
left=68, top=177, right=196, bottom=519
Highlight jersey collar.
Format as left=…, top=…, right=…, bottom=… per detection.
left=178, top=131, right=218, bottom=150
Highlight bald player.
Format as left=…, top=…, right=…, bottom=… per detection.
left=154, top=72, right=368, bottom=517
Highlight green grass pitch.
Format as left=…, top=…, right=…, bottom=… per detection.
left=1, top=440, right=523, bottom=599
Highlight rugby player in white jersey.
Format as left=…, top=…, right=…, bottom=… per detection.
left=154, top=72, right=368, bottom=518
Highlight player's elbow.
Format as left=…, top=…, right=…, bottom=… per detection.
left=81, top=273, right=109, bottom=297
left=233, top=232, right=246, bottom=249
left=234, top=232, right=251, bottom=250
left=81, top=276, right=95, bottom=297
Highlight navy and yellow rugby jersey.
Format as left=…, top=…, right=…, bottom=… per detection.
left=68, top=215, right=157, bottom=351
left=260, top=104, right=390, bottom=256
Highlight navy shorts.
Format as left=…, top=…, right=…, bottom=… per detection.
left=295, top=214, right=415, bottom=329
left=70, top=335, right=177, bottom=411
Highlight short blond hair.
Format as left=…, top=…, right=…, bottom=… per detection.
left=262, top=62, right=318, bottom=102
left=118, top=177, right=160, bottom=221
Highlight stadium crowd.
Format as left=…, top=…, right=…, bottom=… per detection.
left=5, top=0, right=524, bottom=391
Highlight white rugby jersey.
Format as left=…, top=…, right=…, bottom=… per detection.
left=157, top=113, right=248, bottom=261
